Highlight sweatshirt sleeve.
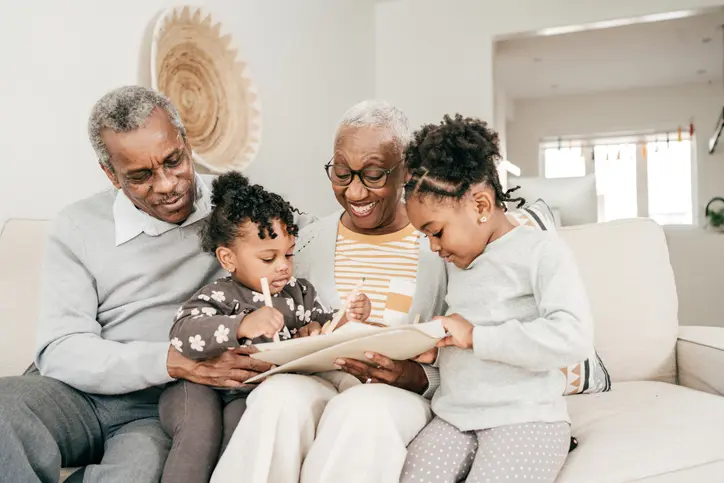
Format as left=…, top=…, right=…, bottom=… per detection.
left=472, top=236, right=594, bottom=372
left=420, top=364, right=440, bottom=399
left=35, top=214, right=173, bottom=395
left=299, top=280, right=335, bottom=325
left=169, top=281, right=256, bottom=360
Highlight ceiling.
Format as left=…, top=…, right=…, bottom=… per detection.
left=495, top=10, right=724, bottom=100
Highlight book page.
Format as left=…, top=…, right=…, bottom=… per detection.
left=246, top=321, right=445, bottom=383
left=250, top=322, right=382, bottom=365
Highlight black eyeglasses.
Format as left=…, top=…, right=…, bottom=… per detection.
left=324, top=160, right=401, bottom=189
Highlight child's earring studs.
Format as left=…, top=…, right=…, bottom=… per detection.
left=480, top=215, right=488, bottom=223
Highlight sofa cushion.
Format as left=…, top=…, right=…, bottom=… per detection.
left=559, top=381, right=724, bottom=482
left=0, top=219, right=50, bottom=377
left=559, top=219, right=678, bottom=384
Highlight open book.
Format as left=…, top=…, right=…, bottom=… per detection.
left=245, top=320, right=446, bottom=383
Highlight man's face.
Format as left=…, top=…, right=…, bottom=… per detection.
left=101, top=108, right=196, bottom=224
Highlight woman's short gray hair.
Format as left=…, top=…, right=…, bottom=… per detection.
left=337, top=100, right=411, bottom=154
left=88, top=86, right=187, bottom=169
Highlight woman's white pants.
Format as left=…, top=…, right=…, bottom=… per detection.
left=211, top=373, right=432, bottom=483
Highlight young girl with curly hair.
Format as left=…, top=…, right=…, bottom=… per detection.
left=400, top=115, right=594, bottom=483
left=158, top=172, right=370, bottom=483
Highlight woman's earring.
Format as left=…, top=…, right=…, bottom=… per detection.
left=480, top=215, right=488, bottom=223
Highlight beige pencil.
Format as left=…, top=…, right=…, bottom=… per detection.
left=324, top=277, right=365, bottom=334
left=260, top=277, right=280, bottom=343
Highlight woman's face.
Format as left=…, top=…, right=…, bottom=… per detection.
left=331, top=125, right=405, bottom=234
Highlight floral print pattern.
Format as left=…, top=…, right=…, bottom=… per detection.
left=169, top=276, right=335, bottom=360
left=214, top=325, right=230, bottom=344
left=296, top=305, right=311, bottom=323
left=189, top=335, right=206, bottom=352
left=171, top=337, right=183, bottom=352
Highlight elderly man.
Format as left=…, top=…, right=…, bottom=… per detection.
left=0, top=86, right=273, bottom=482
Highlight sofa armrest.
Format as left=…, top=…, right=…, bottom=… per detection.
left=677, top=326, right=724, bottom=396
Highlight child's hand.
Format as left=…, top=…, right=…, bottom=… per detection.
left=346, top=292, right=372, bottom=322
left=237, top=306, right=285, bottom=340
left=435, top=314, right=474, bottom=349
left=413, top=347, right=438, bottom=364
left=295, top=321, right=323, bottom=338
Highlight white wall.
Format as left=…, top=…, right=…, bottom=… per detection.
left=0, top=0, right=375, bottom=226
left=375, top=0, right=724, bottom=132
left=506, top=82, right=724, bottom=221
left=5, top=0, right=724, bottom=227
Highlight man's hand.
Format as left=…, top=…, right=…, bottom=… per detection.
left=167, top=346, right=274, bottom=389
left=295, top=321, right=322, bottom=338
left=346, top=292, right=372, bottom=322
left=335, top=352, right=429, bottom=394
left=435, top=313, right=474, bottom=349
left=236, top=306, right=284, bottom=340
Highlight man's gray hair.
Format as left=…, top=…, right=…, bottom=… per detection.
left=88, top=85, right=187, bottom=169
left=337, top=100, right=412, bottom=154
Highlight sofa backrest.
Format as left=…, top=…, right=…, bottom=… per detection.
left=0, top=219, right=50, bottom=378
left=0, top=216, right=683, bottom=384
left=559, top=218, right=678, bottom=384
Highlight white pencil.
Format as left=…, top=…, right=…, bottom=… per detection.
left=260, top=277, right=280, bottom=342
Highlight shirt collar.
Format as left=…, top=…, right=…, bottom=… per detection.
left=113, top=174, right=212, bottom=246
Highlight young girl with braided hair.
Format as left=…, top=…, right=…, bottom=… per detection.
left=400, top=115, right=593, bottom=483
left=159, top=172, right=370, bottom=483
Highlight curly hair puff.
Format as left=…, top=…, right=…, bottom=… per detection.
left=200, top=172, right=300, bottom=254
left=403, top=114, right=524, bottom=210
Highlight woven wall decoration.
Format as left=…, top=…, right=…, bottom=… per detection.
left=151, top=6, right=261, bottom=173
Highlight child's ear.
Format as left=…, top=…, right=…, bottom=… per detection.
left=216, top=246, right=236, bottom=273
left=472, top=189, right=495, bottom=222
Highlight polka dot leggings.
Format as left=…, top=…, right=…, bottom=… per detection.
left=400, top=417, right=570, bottom=483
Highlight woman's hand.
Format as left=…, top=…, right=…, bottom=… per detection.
left=295, top=321, right=323, bottom=338
left=435, top=313, right=474, bottom=349
left=335, top=352, right=429, bottom=394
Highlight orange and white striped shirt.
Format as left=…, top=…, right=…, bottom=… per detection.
left=334, top=221, right=420, bottom=326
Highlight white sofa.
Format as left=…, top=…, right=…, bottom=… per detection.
left=1, top=217, right=723, bottom=482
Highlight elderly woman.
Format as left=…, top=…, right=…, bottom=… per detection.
left=212, top=101, right=447, bottom=483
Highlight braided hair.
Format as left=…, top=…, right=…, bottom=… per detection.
left=200, top=172, right=299, bottom=254
left=403, top=114, right=524, bottom=210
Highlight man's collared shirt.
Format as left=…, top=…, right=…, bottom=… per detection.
left=113, top=175, right=211, bottom=246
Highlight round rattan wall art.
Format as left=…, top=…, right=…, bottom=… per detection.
left=151, top=6, right=261, bottom=173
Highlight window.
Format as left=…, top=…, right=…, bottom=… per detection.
left=543, top=147, right=585, bottom=178
left=540, top=132, right=694, bottom=225
left=594, top=143, right=638, bottom=222
left=646, top=140, right=693, bottom=225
